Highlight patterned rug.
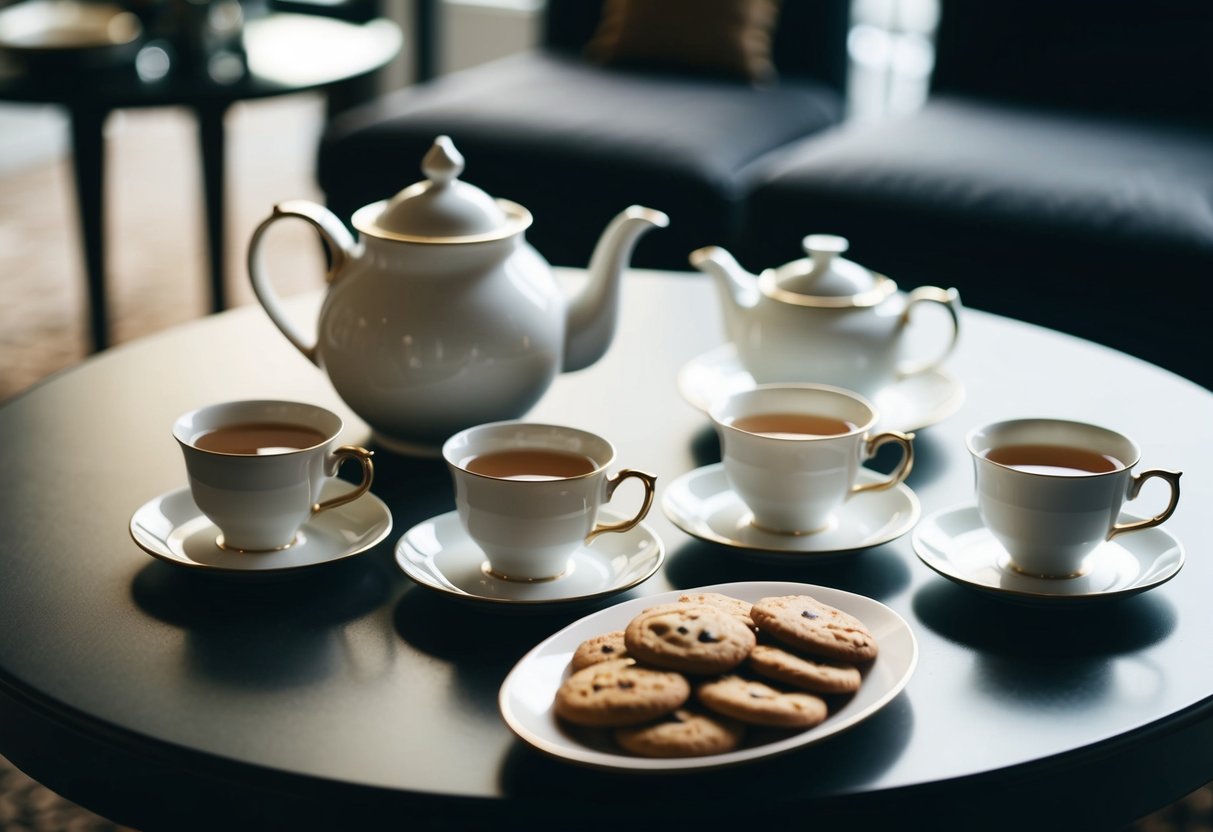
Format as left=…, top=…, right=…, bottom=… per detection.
left=0, top=95, right=1208, bottom=832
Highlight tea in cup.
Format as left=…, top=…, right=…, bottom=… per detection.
left=710, top=384, right=915, bottom=534
left=174, top=400, right=374, bottom=552
left=966, top=418, right=1181, bottom=578
left=442, top=421, right=657, bottom=581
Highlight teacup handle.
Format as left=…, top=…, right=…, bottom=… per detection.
left=248, top=200, right=358, bottom=366
left=851, top=431, right=915, bottom=495
left=585, top=469, right=657, bottom=543
left=1109, top=469, right=1182, bottom=539
left=313, top=445, right=375, bottom=514
left=897, top=286, right=962, bottom=378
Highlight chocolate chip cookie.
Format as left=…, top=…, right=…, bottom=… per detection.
left=677, top=592, right=756, bottom=632
left=570, top=631, right=629, bottom=671
left=697, top=675, right=828, bottom=729
left=613, top=708, right=746, bottom=758
left=751, top=595, right=878, bottom=663
left=747, top=644, right=862, bottom=694
left=624, top=604, right=756, bottom=675
left=554, top=659, right=691, bottom=727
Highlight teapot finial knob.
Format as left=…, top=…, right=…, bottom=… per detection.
left=803, top=233, right=850, bottom=282
left=804, top=233, right=848, bottom=260
left=422, top=135, right=465, bottom=187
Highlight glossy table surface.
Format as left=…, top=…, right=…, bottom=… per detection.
left=1, top=270, right=1212, bottom=830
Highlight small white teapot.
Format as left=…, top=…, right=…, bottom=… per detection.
left=690, top=234, right=960, bottom=399
left=249, top=136, right=667, bottom=455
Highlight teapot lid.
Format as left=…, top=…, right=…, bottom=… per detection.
left=354, top=136, right=532, bottom=243
left=766, top=234, right=896, bottom=308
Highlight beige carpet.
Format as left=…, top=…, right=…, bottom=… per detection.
left=0, top=93, right=327, bottom=402
left=0, top=92, right=1209, bottom=832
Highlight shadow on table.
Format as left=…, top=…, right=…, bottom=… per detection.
left=912, top=581, right=1178, bottom=710
left=496, top=692, right=915, bottom=816
left=356, top=446, right=453, bottom=528
left=391, top=585, right=642, bottom=713
left=126, top=449, right=458, bottom=693
left=663, top=538, right=912, bottom=601
left=130, top=553, right=394, bottom=689
left=392, top=588, right=587, bottom=663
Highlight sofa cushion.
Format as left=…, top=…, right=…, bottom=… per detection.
left=318, top=51, right=841, bottom=269
left=741, top=97, right=1213, bottom=387
left=585, top=0, right=781, bottom=82
left=931, top=0, right=1213, bottom=125
left=543, top=0, right=850, bottom=90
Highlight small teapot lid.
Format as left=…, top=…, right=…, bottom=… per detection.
left=355, top=136, right=531, bottom=243
left=767, top=234, right=895, bottom=308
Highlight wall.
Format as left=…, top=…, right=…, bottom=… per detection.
left=439, top=0, right=538, bottom=75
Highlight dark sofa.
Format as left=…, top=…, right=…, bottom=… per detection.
left=317, top=0, right=1212, bottom=390
left=316, top=0, right=851, bottom=271
left=739, top=0, right=1213, bottom=390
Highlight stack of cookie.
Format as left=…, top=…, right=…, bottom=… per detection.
left=553, top=592, right=878, bottom=758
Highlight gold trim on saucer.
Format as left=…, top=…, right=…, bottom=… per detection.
left=1006, top=559, right=1090, bottom=580
left=480, top=561, right=571, bottom=583
left=748, top=517, right=831, bottom=536
left=216, top=532, right=301, bottom=553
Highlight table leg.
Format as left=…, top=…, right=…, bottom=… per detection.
left=415, top=0, right=438, bottom=82
left=68, top=106, right=110, bottom=352
left=195, top=102, right=229, bottom=313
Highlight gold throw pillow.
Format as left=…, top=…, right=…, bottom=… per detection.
left=585, top=0, right=782, bottom=83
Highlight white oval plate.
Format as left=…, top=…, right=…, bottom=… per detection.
left=498, top=581, right=917, bottom=772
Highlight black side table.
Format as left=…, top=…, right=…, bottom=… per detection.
left=0, top=12, right=401, bottom=351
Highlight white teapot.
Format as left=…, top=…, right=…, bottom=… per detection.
left=690, top=234, right=960, bottom=399
left=249, top=136, right=668, bottom=454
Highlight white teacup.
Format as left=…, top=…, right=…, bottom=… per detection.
left=711, top=384, right=915, bottom=534
left=174, top=400, right=374, bottom=552
left=442, top=421, right=657, bottom=581
left=967, top=418, right=1182, bottom=578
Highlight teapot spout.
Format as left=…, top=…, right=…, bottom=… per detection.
left=689, top=245, right=760, bottom=340
left=563, top=206, right=669, bottom=372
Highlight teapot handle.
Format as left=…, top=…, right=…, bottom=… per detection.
left=897, top=286, right=962, bottom=379
left=247, top=201, right=357, bottom=366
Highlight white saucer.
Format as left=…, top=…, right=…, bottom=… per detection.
left=395, top=510, right=664, bottom=607
left=662, top=463, right=920, bottom=561
left=499, top=581, right=917, bottom=772
left=677, top=343, right=965, bottom=433
left=912, top=504, right=1185, bottom=603
left=129, top=482, right=393, bottom=578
